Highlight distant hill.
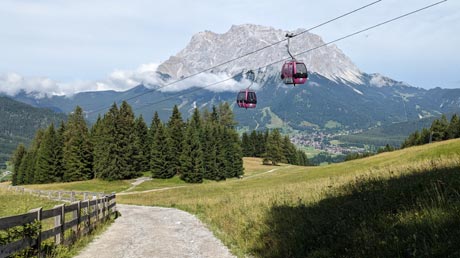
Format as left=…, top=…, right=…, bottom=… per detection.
left=334, top=115, right=441, bottom=147
left=0, top=96, right=67, bottom=168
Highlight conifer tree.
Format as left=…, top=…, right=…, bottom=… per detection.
left=228, top=128, right=244, bottom=178
left=63, top=106, right=93, bottom=182
left=150, top=122, right=174, bottom=178
left=218, top=102, right=237, bottom=128
left=241, top=132, right=251, bottom=157
left=447, top=114, right=460, bottom=139
left=35, top=124, right=60, bottom=183
left=55, top=121, right=66, bottom=179
left=95, top=104, right=120, bottom=180
left=202, top=123, right=220, bottom=180
left=91, top=115, right=105, bottom=178
left=419, top=128, right=431, bottom=145
left=149, top=111, right=161, bottom=146
left=282, top=135, right=297, bottom=164
left=117, top=101, right=138, bottom=178
left=19, top=151, right=35, bottom=184
left=431, top=115, right=449, bottom=141
left=210, top=106, right=219, bottom=124
left=133, top=115, right=150, bottom=173
left=180, top=116, right=204, bottom=183
left=263, top=129, right=284, bottom=165
left=296, top=150, right=309, bottom=166
left=167, top=105, right=184, bottom=175
left=11, top=144, right=26, bottom=185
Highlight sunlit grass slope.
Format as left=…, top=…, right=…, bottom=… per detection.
left=118, top=139, right=460, bottom=257
left=0, top=187, right=61, bottom=217
left=24, top=179, right=132, bottom=193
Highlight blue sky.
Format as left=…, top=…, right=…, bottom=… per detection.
left=0, top=0, right=458, bottom=96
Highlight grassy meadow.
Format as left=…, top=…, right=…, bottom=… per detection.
left=117, top=139, right=460, bottom=257
left=3, top=139, right=460, bottom=257
left=24, top=178, right=133, bottom=193
left=0, top=186, right=62, bottom=217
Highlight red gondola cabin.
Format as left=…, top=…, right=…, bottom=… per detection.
left=281, top=60, right=308, bottom=86
left=236, top=89, right=257, bottom=109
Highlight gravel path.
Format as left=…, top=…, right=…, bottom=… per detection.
left=74, top=204, right=236, bottom=258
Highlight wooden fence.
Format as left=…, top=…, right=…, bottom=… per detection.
left=4, top=185, right=107, bottom=202
left=0, top=194, right=117, bottom=258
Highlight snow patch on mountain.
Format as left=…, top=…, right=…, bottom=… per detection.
left=158, top=24, right=364, bottom=86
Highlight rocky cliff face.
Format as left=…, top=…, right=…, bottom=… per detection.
left=157, top=24, right=363, bottom=85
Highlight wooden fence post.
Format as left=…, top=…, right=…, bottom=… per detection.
left=95, top=198, right=99, bottom=223
left=28, top=207, right=43, bottom=257
left=77, top=201, right=81, bottom=237
left=54, top=204, right=64, bottom=245
left=86, top=199, right=90, bottom=230
left=70, top=191, right=75, bottom=202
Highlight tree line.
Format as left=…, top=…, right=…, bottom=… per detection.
left=401, top=114, right=460, bottom=148
left=241, top=129, right=309, bottom=166
left=11, top=102, right=244, bottom=185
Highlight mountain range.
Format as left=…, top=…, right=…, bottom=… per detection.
left=3, top=24, right=460, bottom=144
left=0, top=96, right=67, bottom=168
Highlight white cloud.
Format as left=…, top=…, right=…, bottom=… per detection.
left=160, top=72, right=260, bottom=93
left=0, top=63, right=257, bottom=98
left=0, top=73, right=60, bottom=98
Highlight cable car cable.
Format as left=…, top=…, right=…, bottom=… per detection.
left=88, top=0, right=383, bottom=115
left=131, top=0, right=447, bottom=112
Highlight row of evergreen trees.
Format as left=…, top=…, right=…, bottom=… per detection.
left=11, top=102, right=244, bottom=185
left=401, top=114, right=460, bottom=148
left=241, top=129, right=309, bottom=166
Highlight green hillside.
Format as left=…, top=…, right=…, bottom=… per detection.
left=118, top=139, right=460, bottom=257
left=0, top=96, right=67, bottom=168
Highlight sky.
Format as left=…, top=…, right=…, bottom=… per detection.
left=0, top=0, right=459, bottom=96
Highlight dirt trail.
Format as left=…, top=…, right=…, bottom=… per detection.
left=74, top=204, right=235, bottom=258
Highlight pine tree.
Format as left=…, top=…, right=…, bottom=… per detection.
left=149, top=111, right=162, bottom=148
left=180, top=117, right=204, bottom=183
left=63, top=106, right=93, bottom=182
left=218, top=102, right=237, bottom=128
left=210, top=106, right=219, bottom=124
left=167, top=105, right=185, bottom=175
left=150, top=123, right=174, bottom=178
left=431, top=115, right=449, bottom=141
left=295, top=150, right=309, bottom=166
left=95, top=104, right=120, bottom=180
left=11, top=144, right=26, bottom=185
left=202, top=123, right=220, bottom=180
left=19, top=151, right=36, bottom=184
left=282, top=135, right=297, bottom=164
left=117, top=101, right=138, bottom=178
left=35, top=124, right=60, bottom=183
left=263, top=129, right=284, bottom=165
left=55, top=121, right=66, bottom=180
left=21, top=129, right=44, bottom=184
left=251, top=130, right=261, bottom=157
left=419, top=128, right=431, bottom=145
left=91, top=115, right=105, bottom=179
left=228, top=128, right=244, bottom=178
left=241, top=132, right=251, bottom=157
left=447, top=114, right=460, bottom=139
left=133, top=115, right=150, bottom=173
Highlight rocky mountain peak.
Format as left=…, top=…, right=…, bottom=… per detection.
left=157, top=24, right=363, bottom=84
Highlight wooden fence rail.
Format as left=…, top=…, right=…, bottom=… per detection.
left=0, top=194, right=117, bottom=258
left=3, top=185, right=107, bottom=202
